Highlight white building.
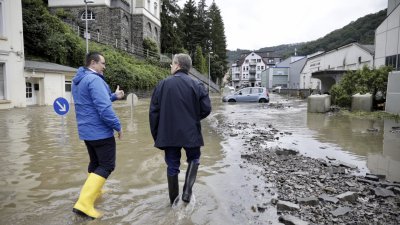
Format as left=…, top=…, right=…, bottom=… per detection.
left=375, top=0, right=400, bottom=114
left=24, top=61, right=77, bottom=106
left=0, top=0, right=25, bottom=109
left=230, top=51, right=282, bottom=89
left=301, top=43, right=374, bottom=93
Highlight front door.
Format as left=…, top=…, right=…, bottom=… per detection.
left=26, top=82, right=36, bottom=105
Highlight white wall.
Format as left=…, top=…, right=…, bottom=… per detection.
left=301, top=44, right=374, bottom=89
left=0, top=0, right=25, bottom=109
left=386, top=71, right=400, bottom=115
left=375, top=3, right=400, bottom=68
left=48, top=0, right=110, bottom=7
left=43, top=73, right=65, bottom=105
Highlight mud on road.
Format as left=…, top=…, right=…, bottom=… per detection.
left=211, top=100, right=400, bottom=225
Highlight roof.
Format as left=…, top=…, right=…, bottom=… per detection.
left=25, top=60, right=77, bottom=73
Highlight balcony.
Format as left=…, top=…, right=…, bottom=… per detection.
left=249, top=74, right=256, bottom=82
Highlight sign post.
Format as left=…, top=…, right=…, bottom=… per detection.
left=53, top=97, right=70, bottom=141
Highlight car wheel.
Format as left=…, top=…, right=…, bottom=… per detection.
left=228, top=99, right=236, bottom=102
left=259, top=98, right=267, bottom=103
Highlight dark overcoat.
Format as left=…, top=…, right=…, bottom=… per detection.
left=149, top=70, right=212, bottom=149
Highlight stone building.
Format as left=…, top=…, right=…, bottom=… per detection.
left=48, top=0, right=161, bottom=53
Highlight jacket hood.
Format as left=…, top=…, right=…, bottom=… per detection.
left=73, top=67, right=88, bottom=85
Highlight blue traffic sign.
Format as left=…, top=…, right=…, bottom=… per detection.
left=53, top=97, right=70, bottom=116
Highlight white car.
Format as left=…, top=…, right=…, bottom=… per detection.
left=222, top=87, right=270, bottom=103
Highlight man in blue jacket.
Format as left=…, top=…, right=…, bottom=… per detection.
left=149, top=53, right=212, bottom=205
left=72, top=52, right=124, bottom=219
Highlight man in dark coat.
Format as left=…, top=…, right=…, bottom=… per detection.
left=149, top=53, right=212, bottom=205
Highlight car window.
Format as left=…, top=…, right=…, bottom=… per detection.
left=240, top=88, right=251, bottom=95
left=250, top=88, right=263, bottom=94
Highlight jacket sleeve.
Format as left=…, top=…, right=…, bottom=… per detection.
left=89, top=77, right=121, bottom=132
left=149, top=83, right=161, bottom=141
left=198, top=82, right=212, bottom=120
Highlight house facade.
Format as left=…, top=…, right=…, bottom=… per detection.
left=230, top=51, right=282, bottom=89
left=301, top=43, right=374, bottom=93
left=24, top=61, right=77, bottom=106
left=260, top=56, right=307, bottom=89
left=0, top=0, right=25, bottom=109
left=48, top=0, right=161, bottom=52
left=375, top=0, right=400, bottom=114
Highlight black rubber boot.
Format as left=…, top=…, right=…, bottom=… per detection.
left=167, top=175, right=179, bottom=205
left=182, top=162, right=199, bottom=203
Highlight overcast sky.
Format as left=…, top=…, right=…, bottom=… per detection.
left=177, top=0, right=388, bottom=50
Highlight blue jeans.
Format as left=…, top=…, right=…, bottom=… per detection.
left=84, top=136, right=116, bottom=179
left=164, top=147, right=201, bottom=176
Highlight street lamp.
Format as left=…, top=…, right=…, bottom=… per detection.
left=84, top=0, right=94, bottom=53
left=208, top=52, right=213, bottom=93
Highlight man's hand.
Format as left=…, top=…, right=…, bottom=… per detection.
left=115, top=85, right=125, bottom=100
left=117, top=130, right=123, bottom=140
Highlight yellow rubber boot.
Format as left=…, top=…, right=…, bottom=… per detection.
left=73, top=173, right=106, bottom=219
left=87, top=173, right=106, bottom=199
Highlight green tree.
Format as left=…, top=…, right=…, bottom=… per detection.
left=194, top=45, right=207, bottom=73
left=208, top=2, right=227, bottom=83
left=180, top=0, right=198, bottom=57
left=195, top=0, right=210, bottom=52
left=160, top=0, right=184, bottom=54
left=330, top=66, right=392, bottom=108
left=22, top=0, right=85, bottom=67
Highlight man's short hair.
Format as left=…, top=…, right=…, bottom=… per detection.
left=173, top=53, right=192, bottom=73
left=85, top=52, right=103, bottom=67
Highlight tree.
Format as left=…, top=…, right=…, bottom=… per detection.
left=330, top=66, right=392, bottom=108
left=22, top=0, right=85, bottom=67
left=194, top=45, right=207, bottom=73
left=180, top=0, right=198, bottom=57
left=208, top=2, right=227, bottom=82
left=160, top=0, right=184, bottom=54
left=195, top=0, right=210, bottom=52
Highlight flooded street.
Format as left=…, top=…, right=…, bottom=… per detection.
left=0, top=93, right=399, bottom=224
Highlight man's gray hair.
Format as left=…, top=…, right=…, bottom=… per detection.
left=173, top=53, right=192, bottom=73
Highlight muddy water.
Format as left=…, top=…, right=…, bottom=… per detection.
left=0, top=93, right=399, bottom=225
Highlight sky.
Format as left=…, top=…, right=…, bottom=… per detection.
left=177, top=0, right=388, bottom=50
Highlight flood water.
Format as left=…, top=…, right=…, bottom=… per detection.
left=0, top=93, right=399, bottom=225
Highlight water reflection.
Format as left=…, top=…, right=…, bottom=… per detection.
left=306, top=112, right=400, bottom=181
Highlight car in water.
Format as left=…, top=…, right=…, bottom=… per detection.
left=222, top=87, right=269, bottom=103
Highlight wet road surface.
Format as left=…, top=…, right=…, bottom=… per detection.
left=0, top=93, right=399, bottom=224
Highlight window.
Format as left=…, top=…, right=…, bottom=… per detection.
left=261, top=66, right=264, bottom=70
left=81, top=10, right=95, bottom=20
left=154, top=27, right=158, bottom=39
left=257, top=59, right=261, bottom=62
left=245, top=59, right=249, bottom=63
left=0, top=63, right=4, bottom=99
left=65, top=81, right=72, bottom=92
left=385, top=55, right=397, bottom=70
left=26, top=82, right=32, bottom=98
left=256, top=74, right=260, bottom=79
left=241, top=88, right=250, bottom=95
left=148, top=22, right=152, bottom=33
left=257, top=66, right=260, bottom=70
left=154, top=2, right=158, bottom=15
left=0, top=1, right=4, bottom=37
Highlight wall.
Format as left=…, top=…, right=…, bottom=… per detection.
left=386, top=71, right=400, bottom=115
left=0, top=0, right=25, bottom=109
left=375, top=3, right=400, bottom=68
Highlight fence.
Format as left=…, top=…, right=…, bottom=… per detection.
left=65, top=22, right=171, bottom=63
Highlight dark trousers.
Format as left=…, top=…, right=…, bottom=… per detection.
left=164, top=147, right=201, bottom=176
left=84, top=136, right=116, bottom=179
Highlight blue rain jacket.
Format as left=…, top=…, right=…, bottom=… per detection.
left=72, top=67, right=121, bottom=141
left=149, top=70, right=212, bottom=149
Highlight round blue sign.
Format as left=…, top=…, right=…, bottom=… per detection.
left=53, top=97, right=70, bottom=116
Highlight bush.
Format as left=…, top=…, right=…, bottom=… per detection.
left=330, top=66, right=392, bottom=108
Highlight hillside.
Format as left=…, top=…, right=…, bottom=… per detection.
left=227, top=9, right=387, bottom=64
